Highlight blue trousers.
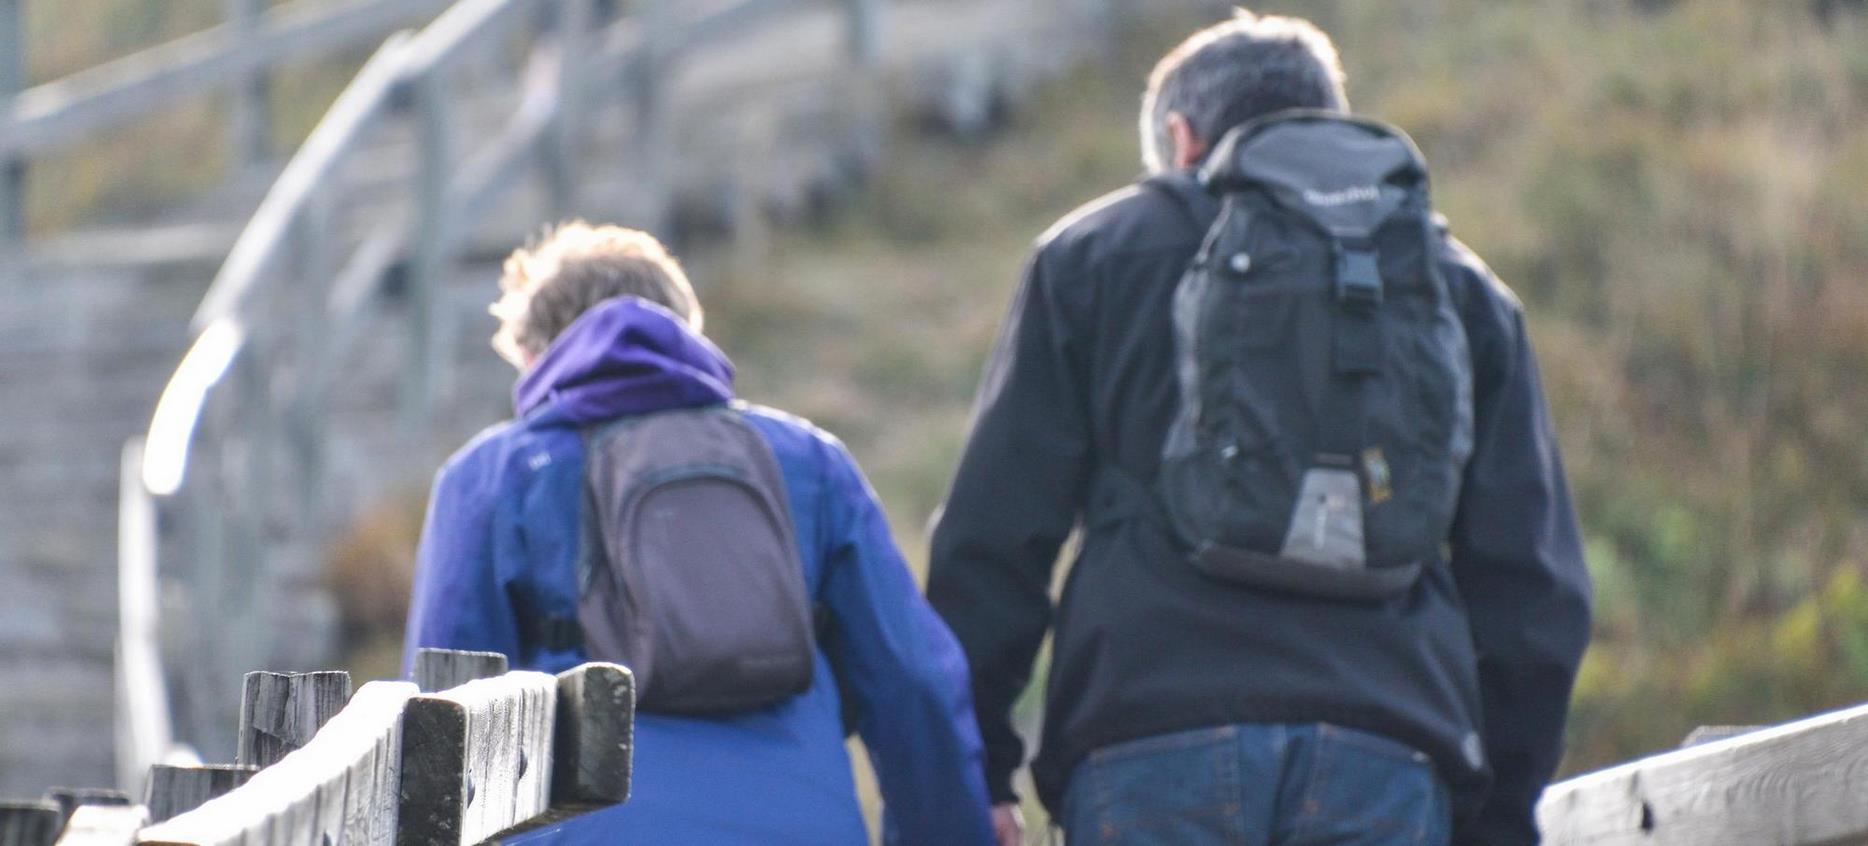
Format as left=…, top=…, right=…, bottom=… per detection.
left=1062, top=723, right=1450, bottom=846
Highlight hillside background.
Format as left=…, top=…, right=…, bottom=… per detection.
left=22, top=0, right=1868, bottom=831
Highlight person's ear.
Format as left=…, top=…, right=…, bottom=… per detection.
left=1168, top=112, right=1208, bottom=171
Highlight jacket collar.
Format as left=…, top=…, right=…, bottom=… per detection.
left=513, top=297, right=735, bottom=425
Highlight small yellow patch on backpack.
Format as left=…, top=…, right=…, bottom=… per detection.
left=1363, top=447, right=1393, bottom=505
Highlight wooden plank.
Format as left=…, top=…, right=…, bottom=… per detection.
left=52, top=805, right=148, bottom=846
left=411, top=648, right=508, bottom=694
left=397, top=672, right=555, bottom=846
left=138, top=680, right=418, bottom=846
left=142, top=767, right=255, bottom=825
left=237, top=670, right=353, bottom=768
left=1538, top=700, right=1868, bottom=845
left=0, top=801, right=62, bottom=846
left=0, top=0, right=451, bottom=158
left=550, top=663, right=634, bottom=808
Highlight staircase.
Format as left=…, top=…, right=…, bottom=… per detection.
left=0, top=0, right=1132, bottom=797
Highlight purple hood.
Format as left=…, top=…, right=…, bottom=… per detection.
left=513, top=297, right=735, bottom=424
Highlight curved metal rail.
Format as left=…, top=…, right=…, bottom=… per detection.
left=118, top=0, right=881, bottom=786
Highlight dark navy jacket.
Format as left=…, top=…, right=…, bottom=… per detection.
left=927, top=173, right=1593, bottom=845
left=404, top=298, right=994, bottom=845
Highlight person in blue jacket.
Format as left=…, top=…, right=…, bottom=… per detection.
left=402, top=222, right=995, bottom=845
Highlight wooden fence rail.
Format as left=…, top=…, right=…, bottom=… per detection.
left=14, top=666, right=1868, bottom=845
left=1538, top=701, right=1868, bottom=845
left=1, top=650, right=634, bottom=846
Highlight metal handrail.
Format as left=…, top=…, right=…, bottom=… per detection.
left=144, top=32, right=415, bottom=497
left=118, top=0, right=882, bottom=788
left=0, top=0, right=449, bottom=159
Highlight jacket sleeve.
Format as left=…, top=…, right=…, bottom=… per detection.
left=816, top=438, right=996, bottom=846
left=926, top=248, right=1093, bottom=804
left=1445, top=253, right=1594, bottom=846
left=401, top=452, right=523, bottom=676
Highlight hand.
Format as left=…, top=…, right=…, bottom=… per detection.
left=991, top=802, right=1025, bottom=846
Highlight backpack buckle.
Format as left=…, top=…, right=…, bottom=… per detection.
left=1334, top=243, right=1383, bottom=311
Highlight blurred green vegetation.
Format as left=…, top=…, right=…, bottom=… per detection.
left=692, top=0, right=1868, bottom=807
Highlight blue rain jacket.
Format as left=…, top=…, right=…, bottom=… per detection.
left=403, top=297, right=994, bottom=845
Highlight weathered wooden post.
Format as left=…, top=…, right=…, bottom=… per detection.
left=237, top=670, right=353, bottom=768
left=0, top=801, right=61, bottom=846
left=397, top=672, right=555, bottom=846
left=140, top=681, right=419, bottom=846
left=142, top=765, right=255, bottom=824
left=550, top=663, right=635, bottom=808
left=0, top=0, right=25, bottom=248
left=225, top=0, right=272, bottom=169
left=413, top=648, right=509, bottom=694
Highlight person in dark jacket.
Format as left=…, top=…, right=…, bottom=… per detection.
left=404, top=222, right=995, bottom=845
left=927, top=11, right=1592, bottom=846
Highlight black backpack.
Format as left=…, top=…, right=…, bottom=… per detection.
left=1158, top=110, right=1474, bottom=601
left=576, top=405, right=816, bottom=713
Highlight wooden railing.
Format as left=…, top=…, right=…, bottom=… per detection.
left=1537, top=705, right=1868, bottom=845
left=0, top=649, right=634, bottom=846
left=113, top=0, right=880, bottom=793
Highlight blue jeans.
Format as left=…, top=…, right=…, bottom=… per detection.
left=1062, top=723, right=1450, bottom=845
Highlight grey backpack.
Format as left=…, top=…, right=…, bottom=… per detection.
left=1158, top=111, right=1474, bottom=600
left=577, top=405, right=815, bottom=713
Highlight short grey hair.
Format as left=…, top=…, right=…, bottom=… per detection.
left=490, top=221, right=703, bottom=365
left=1141, top=10, right=1349, bottom=174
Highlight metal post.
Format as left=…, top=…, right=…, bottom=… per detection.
left=116, top=438, right=176, bottom=793
left=630, top=0, right=671, bottom=233
left=403, top=71, right=454, bottom=431
left=287, top=190, right=332, bottom=521
left=844, top=0, right=882, bottom=67
left=220, top=351, right=276, bottom=725
left=225, top=0, right=272, bottom=169
left=0, top=0, right=26, bottom=247
left=542, top=0, right=595, bottom=220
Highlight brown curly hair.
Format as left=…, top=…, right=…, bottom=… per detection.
left=490, top=221, right=703, bottom=365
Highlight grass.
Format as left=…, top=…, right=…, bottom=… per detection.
left=693, top=0, right=1868, bottom=820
